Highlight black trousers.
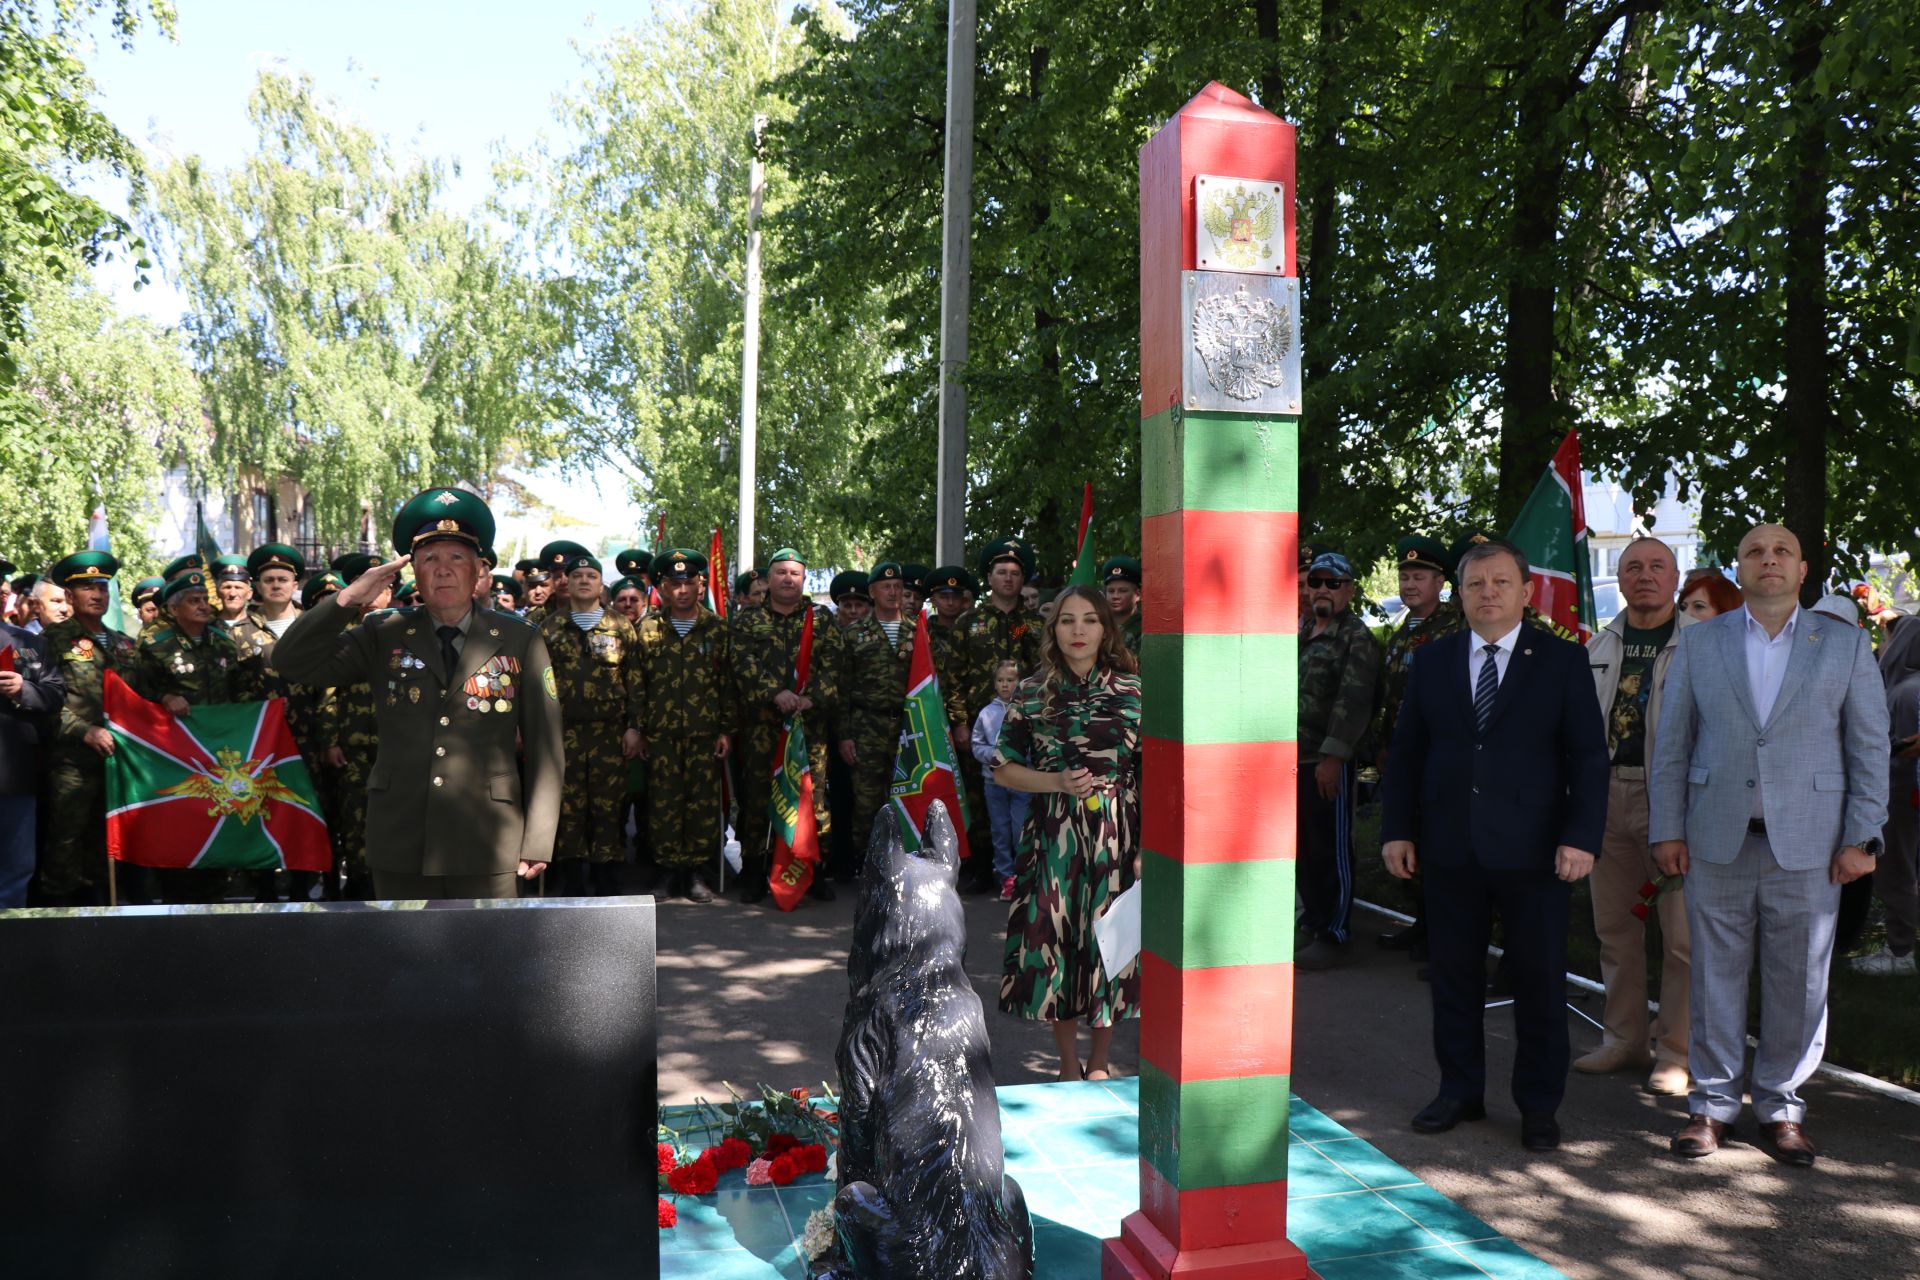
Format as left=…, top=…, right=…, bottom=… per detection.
left=1423, top=859, right=1571, bottom=1114
left=1296, top=761, right=1356, bottom=942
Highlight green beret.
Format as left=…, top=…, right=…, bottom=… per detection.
left=210, top=554, right=251, bottom=583
left=490, top=574, right=522, bottom=603
left=537, top=539, right=592, bottom=575
left=1098, top=555, right=1141, bottom=587
left=734, top=570, right=761, bottom=595
left=925, top=565, right=978, bottom=595
left=652, top=549, right=707, bottom=580
left=768, top=547, right=805, bottom=568
left=10, top=574, right=37, bottom=594
left=614, top=548, right=652, bottom=578
left=1394, top=535, right=1451, bottom=576
left=392, top=578, right=417, bottom=603
left=331, top=552, right=376, bottom=583
left=161, top=570, right=210, bottom=603
left=901, top=562, right=930, bottom=590
left=829, top=570, right=870, bottom=602
left=303, top=571, right=345, bottom=602
left=162, top=554, right=204, bottom=581
left=479, top=546, right=498, bottom=569
left=248, top=543, right=306, bottom=579
left=514, top=558, right=540, bottom=575
left=49, top=551, right=120, bottom=587
left=977, top=537, right=1035, bottom=580
left=608, top=575, right=645, bottom=596
left=391, top=487, right=495, bottom=555
left=868, top=561, right=904, bottom=583
left=1447, top=528, right=1499, bottom=577
left=560, top=550, right=603, bottom=576
left=131, top=577, right=165, bottom=606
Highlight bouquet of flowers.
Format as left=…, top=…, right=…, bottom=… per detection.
left=655, top=1081, right=842, bottom=1230
left=1630, top=873, right=1679, bottom=921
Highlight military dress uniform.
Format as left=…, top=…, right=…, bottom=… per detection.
left=37, top=552, right=141, bottom=904
left=635, top=550, right=733, bottom=899
left=273, top=488, right=565, bottom=900
left=838, top=562, right=917, bottom=873
left=729, top=549, right=844, bottom=903
left=137, top=577, right=258, bottom=708
left=539, top=560, right=645, bottom=896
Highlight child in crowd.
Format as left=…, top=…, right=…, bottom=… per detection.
left=972, top=659, right=1030, bottom=901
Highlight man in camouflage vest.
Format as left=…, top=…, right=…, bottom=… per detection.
left=1296, top=550, right=1383, bottom=970
left=33, top=552, right=132, bottom=905
left=836, top=561, right=916, bottom=878
left=635, top=549, right=732, bottom=902
left=539, top=548, right=644, bottom=897
left=729, top=548, right=844, bottom=905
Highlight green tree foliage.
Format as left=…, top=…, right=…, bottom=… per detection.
left=502, top=0, right=892, bottom=566
left=0, top=256, right=203, bottom=577
left=143, top=71, right=562, bottom=547
left=0, top=0, right=173, bottom=382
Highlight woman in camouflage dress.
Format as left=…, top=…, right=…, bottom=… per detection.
left=991, top=585, right=1142, bottom=1081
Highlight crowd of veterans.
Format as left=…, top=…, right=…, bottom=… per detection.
left=1303, top=525, right=1914, bottom=1166
left=0, top=487, right=1146, bottom=915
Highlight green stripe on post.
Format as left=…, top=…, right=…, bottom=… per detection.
left=1140, top=1063, right=1294, bottom=1190
left=1142, top=409, right=1300, bottom=518
left=1139, top=633, right=1297, bottom=744
left=1140, top=849, right=1296, bottom=968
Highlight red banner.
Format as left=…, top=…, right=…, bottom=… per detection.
left=767, top=606, right=820, bottom=909
left=707, top=526, right=729, bottom=619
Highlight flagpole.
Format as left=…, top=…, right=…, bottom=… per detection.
left=107, top=855, right=119, bottom=909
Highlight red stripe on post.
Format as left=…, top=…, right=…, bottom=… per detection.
left=1138, top=954, right=1295, bottom=1083
left=1141, top=738, right=1296, bottom=864
left=1138, top=1159, right=1297, bottom=1256
left=1143, top=510, right=1298, bottom=636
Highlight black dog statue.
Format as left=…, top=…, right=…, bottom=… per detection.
left=829, top=800, right=1033, bottom=1279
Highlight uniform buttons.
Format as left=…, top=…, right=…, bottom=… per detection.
left=435, top=746, right=446, bottom=757
left=1756, top=738, right=1766, bottom=746
left=1472, top=786, right=1480, bottom=794
left=433, top=777, right=444, bottom=787
left=439, top=716, right=450, bottom=726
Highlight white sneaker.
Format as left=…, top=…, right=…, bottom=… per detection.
left=1848, top=947, right=1918, bottom=977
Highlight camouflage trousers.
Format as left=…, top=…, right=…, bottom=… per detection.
left=735, top=716, right=831, bottom=875
left=647, top=734, right=724, bottom=870
left=846, top=727, right=902, bottom=870
left=325, top=750, right=374, bottom=887
left=557, top=719, right=626, bottom=864
left=41, top=746, right=106, bottom=900
left=957, top=745, right=991, bottom=865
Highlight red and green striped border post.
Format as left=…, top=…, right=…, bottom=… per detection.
left=1101, top=83, right=1316, bottom=1280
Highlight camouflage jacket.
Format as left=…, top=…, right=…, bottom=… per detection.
left=927, top=613, right=978, bottom=731
left=230, top=609, right=324, bottom=752
left=40, top=620, right=143, bottom=746
left=729, top=601, right=844, bottom=745
left=634, top=608, right=733, bottom=739
left=840, top=614, right=916, bottom=743
left=139, top=621, right=257, bottom=707
left=540, top=610, right=645, bottom=727
left=1298, top=609, right=1382, bottom=764
left=964, top=601, right=1045, bottom=711
left=1118, top=609, right=1143, bottom=656
left=1374, top=603, right=1464, bottom=756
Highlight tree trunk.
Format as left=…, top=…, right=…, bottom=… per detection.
left=1780, top=11, right=1831, bottom=602
left=1496, top=0, right=1569, bottom=526
left=1296, top=0, right=1346, bottom=533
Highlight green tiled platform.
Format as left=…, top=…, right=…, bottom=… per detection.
left=660, top=1080, right=1564, bottom=1279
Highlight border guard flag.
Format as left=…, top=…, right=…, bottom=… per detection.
left=766, top=606, right=822, bottom=909
left=1507, top=428, right=1598, bottom=643
left=888, top=614, right=972, bottom=858
left=102, top=671, right=330, bottom=871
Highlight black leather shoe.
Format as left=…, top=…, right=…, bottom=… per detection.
left=1411, top=1096, right=1486, bottom=1134
left=1520, top=1111, right=1561, bottom=1151
left=1376, top=924, right=1426, bottom=951
left=685, top=875, right=714, bottom=904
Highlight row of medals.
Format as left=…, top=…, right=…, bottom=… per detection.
left=468, top=670, right=513, bottom=713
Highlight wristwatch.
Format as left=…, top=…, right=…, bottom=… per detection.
left=1859, top=838, right=1884, bottom=859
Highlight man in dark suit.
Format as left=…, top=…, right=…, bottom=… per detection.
left=0, top=593, right=64, bottom=908
left=1381, top=537, right=1609, bottom=1151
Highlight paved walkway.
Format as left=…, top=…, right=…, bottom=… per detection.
left=655, top=891, right=1920, bottom=1280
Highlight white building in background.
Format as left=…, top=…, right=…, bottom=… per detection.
left=1583, top=472, right=1711, bottom=578
left=152, top=466, right=354, bottom=566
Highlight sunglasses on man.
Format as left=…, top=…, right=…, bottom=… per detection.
left=1306, top=575, right=1350, bottom=589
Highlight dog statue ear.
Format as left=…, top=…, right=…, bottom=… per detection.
left=921, top=799, right=961, bottom=873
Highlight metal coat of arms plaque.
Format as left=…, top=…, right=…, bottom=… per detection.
left=1195, top=174, right=1286, bottom=275
left=1181, top=271, right=1302, bottom=415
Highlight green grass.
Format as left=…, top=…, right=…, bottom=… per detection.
left=1347, top=802, right=1920, bottom=1088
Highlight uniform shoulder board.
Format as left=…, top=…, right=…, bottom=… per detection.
left=489, top=607, right=535, bottom=635
left=147, top=627, right=177, bottom=646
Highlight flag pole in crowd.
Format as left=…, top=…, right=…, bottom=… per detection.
left=1067, top=481, right=1097, bottom=588
left=1508, top=428, right=1598, bottom=642
left=767, top=605, right=821, bottom=910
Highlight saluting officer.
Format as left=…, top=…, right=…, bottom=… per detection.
left=275, top=488, right=565, bottom=900
left=635, top=549, right=733, bottom=902
left=837, top=561, right=916, bottom=877
left=540, top=548, right=645, bottom=897
left=38, top=552, right=143, bottom=905
left=1100, top=555, right=1143, bottom=653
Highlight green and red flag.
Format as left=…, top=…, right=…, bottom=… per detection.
left=1067, top=481, right=1097, bottom=587
left=888, top=614, right=972, bottom=859
left=767, top=605, right=821, bottom=910
left=102, top=671, right=330, bottom=871
left=1507, top=428, right=1598, bottom=642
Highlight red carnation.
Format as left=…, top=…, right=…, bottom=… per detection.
left=657, top=1197, right=678, bottom=1228
left=666, top=1152, right=719, bottom=1196
left=766, top=1133, right=801, bottom=1157
left=1630, top=902, right=1651, bottom=921
left=657, top=1143, right=677, bottom=1176
left=1637, top=880, right=1658, bottom=899
left=797, top=1142, right=828, bottom=1174
left=709, top=1137, right=754, bottom=1172
left=768, top=1154, right=800, bottom=1185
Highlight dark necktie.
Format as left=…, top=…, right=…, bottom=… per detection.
left=436, top=624, right=460, bottom=679
left=1474, top=642, right=1500, bottom=731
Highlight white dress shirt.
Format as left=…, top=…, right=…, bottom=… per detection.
left=1742, top=605, right=1799, bottom=726
left=1467, top=623, right=1523, bottom=691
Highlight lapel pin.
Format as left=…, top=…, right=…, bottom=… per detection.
left=1524, top=648, right=1533, bottom=656
left=489, top=628, right=500, bottom=637
left=405, top=628, right=416, bottom=636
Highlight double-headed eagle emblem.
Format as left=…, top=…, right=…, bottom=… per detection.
left=1200, top=182, right=1278, bottom=270
left=158, top=747, right=302, bottom=824
left=1191, top=283, right=1294, bottom=402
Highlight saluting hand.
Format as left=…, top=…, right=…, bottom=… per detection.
left=335, top=555, right=410, bottom=610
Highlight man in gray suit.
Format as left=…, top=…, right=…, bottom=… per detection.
left=1650, top=524, right=1888, bottom=1167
